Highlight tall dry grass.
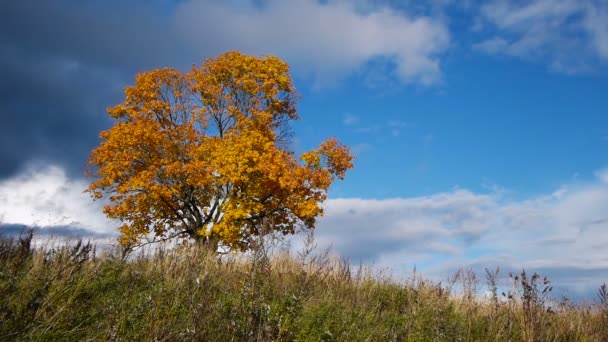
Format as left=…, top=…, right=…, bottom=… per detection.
left=1, top=230, right=607, bottom=341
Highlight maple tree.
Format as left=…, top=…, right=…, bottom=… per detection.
left=87, top=51, right=353, bottom=250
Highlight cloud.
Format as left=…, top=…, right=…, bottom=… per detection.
left=313, top=171, right=608, bottom=296
left=348, top=119, right=414, bottom=137
left=0, top=0, right=448, bottom=181
left=316, top=190, right=494, bottom=259
left=350, top=143, right=372, bottom=156
left=0, top=1, right=188, bottom=179
left=0, top=223, right=113, bottom=240
left=343, top=113, right=360, bottom=126
left=472, top=37, right=510, bottom=54
left=2, top=164, right=608, bottom=296
left=597, top=168, right=608, bottom=183
left=0, top=164, right=115, bottom=235
left=473, top=0, right=608, bottom=73
left=585, top=3, right=608, bottom=59
left=174, top=0, right=450, bottom=85
left=387, top=119, right=412, bottom=137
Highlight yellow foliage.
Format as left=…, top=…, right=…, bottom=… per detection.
left=87, top=51, right=353, bottom=250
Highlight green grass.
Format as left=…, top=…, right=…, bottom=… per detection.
left=1, top=231, right=607, bottom=341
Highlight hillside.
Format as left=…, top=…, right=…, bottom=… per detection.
left=1, top=232, right=607, bottom=341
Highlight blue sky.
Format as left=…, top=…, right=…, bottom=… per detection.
left=0, top=0, right=607, bottom=298
left=295, top=54, right=608, bottom=198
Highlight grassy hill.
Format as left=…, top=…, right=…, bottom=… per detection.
left=1, top=232, right=607, bottom=341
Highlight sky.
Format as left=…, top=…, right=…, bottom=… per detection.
left=1, top=0, right=607, bottom=299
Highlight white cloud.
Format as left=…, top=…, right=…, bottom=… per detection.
left=173, top=0, right=450, bottom=85
left=2, top=164, right=607, bottom=296
left=0, top=164, right=114, bottom=235
left=474, top=0, right=608, bottom=73
left=313, top=171, right=608, bottom=296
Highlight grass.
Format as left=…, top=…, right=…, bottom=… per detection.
left=1, top=231, right=607, bottom=341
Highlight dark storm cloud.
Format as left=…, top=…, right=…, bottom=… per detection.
left=0, top=0, right=452, bottom=179
left=0, top=223, right=114, bottom=239
left=0, top=0, right=194, bottom=179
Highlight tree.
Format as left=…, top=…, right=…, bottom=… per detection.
left=87, top=51, right=354, bottom=251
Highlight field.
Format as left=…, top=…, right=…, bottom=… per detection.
left=1, top=231, right=607, bottom=341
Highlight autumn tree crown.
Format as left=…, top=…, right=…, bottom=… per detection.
left=88, top=51, right=353, bottom=250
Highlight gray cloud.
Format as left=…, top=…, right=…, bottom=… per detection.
left=1, top=0, right=605, bottom=298
left=0, top=223, right=114, bottom=240
left=314, top=191, right=494, bottom=261
left=1, top=0, right=605, bottom=180
left=310, top=170, right=608, bottom=297
left=0, top=0, right=199, bottom=179
left=1, top=164, right=608, bottom=297
left=0, top=1, right=189, bottom=71
left=0, top=0, right=449, bottom=179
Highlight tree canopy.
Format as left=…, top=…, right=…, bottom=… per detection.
left=87, top=51, right=354, bottom=250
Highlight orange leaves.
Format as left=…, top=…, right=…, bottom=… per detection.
left=87, top=51, right=354, bottom=250
left=189, top=50, right=298, bottom=135
left=316, top=138, right=354, bottom=180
